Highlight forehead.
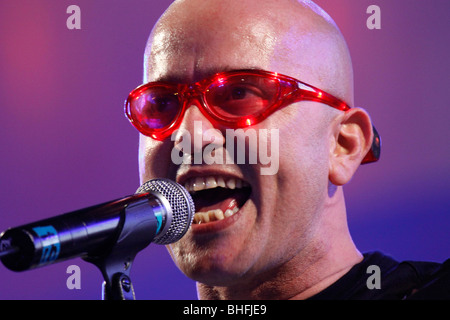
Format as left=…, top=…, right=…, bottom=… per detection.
left=144, top=8, right=280, bottom=83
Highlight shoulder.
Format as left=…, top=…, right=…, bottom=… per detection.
left=308, top=251, right=450, bottom=300
left=365, top=252, right=450, bottom=300
left=402, top=257, right=450, bottom=300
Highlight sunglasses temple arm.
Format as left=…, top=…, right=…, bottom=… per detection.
left=361, top=125, right=381, bottom=164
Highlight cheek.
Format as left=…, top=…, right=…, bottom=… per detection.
left=138, top=136, right=174, bottom=184
left=278, top=104, right=331, bottom=171
left=264, top=109, right=331, bottom=246
left=278, top=112, right=330, bottom=205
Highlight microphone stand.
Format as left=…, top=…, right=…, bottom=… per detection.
left=83, top=196, right=160, bottom=300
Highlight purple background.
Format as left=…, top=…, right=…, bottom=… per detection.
left=0, top=0, right=448, bottom=300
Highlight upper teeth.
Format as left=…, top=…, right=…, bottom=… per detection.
left=183, top=176, right=249, bottom=193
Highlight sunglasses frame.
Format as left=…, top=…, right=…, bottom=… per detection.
left=125, top=69, right=380, bottom=164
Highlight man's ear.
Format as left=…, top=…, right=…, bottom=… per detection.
left=329, top=108, right=374, bottom=186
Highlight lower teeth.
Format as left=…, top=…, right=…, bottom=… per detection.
left=193, top=206, right=239, bottom=224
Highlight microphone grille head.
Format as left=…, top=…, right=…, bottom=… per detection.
left=136, top=179, right=194, bottom=245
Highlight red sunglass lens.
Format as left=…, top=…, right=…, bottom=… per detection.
left=132, top=86, right=181, bottom=130
left=205, top=74, right=279, bottom=118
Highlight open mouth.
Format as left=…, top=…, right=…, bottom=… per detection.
left=183, top=176, right=252, bottom=225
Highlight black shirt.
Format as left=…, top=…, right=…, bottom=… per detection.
left=308, top=251, right=450, bottom=300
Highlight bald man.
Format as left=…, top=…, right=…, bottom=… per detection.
left=125, top=0, right=449, bottom=299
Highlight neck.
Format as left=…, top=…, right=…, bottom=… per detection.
left=196, top=186, right=362, bottom=300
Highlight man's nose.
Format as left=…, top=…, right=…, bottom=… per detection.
left=172, top=103, right=225, bottom=156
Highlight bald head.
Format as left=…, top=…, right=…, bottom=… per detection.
left=144, top=0, right=354, bottom=105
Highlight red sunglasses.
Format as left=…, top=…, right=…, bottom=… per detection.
left=125, top=69, right=380, bottom=164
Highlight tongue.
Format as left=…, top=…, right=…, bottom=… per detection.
left=192, top=188, right=249, bottom=213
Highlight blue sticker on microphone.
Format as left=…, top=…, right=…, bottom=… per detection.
left=155, top=211, right=163, bottom=234
left=32, top=226, right=60, bottom=265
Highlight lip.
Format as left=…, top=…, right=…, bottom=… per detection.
left=189, top=198, right=248, bottom=234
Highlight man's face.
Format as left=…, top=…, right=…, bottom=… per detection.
left=139, top=3, right=340, bottom=286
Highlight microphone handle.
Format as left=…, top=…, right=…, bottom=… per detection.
left=0, top=192, right=162, bottom=271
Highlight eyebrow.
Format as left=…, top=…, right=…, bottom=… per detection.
left=154, top=66, right=261, bottom=83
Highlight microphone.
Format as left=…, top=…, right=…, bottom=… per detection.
left=0, top=178, right=195, bottom=272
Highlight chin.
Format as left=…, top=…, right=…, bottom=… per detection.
left=168, top=240, right=256, bottom=286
